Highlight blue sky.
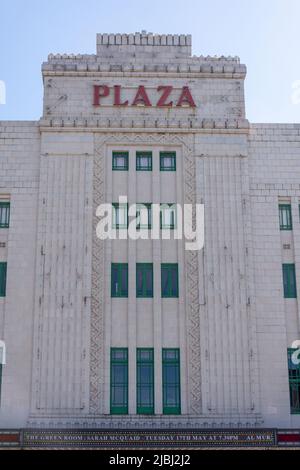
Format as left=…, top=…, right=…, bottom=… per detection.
left=1, top=0, right=300, bottom=122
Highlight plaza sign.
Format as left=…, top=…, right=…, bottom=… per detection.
left=93, top=85, right=196, bottom=107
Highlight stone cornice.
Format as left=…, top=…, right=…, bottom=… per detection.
left=96, top=32, right=193, bottom=47
left=42, top=61, right=246, bottom=78
left=39, top=117, right=250, bottom=132
left=26, top=413, right=264, bottom=428
left=46, top=53, right=241, bottom=64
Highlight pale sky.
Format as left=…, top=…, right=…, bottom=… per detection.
left=1, top=0, right=300, bottom=123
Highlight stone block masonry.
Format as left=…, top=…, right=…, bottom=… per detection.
left=0, top=33, right=299, bottom=431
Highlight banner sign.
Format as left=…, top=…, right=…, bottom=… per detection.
left=22, top=429, right=276, bottom=448
left=93, top=85, right=196, bottom=108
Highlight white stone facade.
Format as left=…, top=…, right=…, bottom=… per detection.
left=0, top=33, right=299, bottom=429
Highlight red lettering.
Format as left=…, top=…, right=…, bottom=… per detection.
left=156, top=86, right=173, bottom=107
left=176, top=86, right=196, bottom=107
left=132, top=86, right=152, bottom=107
left=113, top=85, right=129, bottom=106
left=93, top=85, right=110, bottom=106
left=93, top=85, right=197, bottom=108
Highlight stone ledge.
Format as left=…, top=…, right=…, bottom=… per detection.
left=26, top=414, right=264, bottom=429
left=39, top=117, right=249, bottom=131
left=43, top=61, right=245, bottom=77
left=97, top=32, right=192, bottom=47
left=47, top=54, right=240, bottom=63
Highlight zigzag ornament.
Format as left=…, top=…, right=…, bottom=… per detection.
left=90, top=133, right=201, bottom=416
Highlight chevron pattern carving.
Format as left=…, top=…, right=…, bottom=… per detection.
left=90, top=133, right=201, bottom=414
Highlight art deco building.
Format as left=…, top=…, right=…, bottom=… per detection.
left=0, top=32, right=299, bottom=431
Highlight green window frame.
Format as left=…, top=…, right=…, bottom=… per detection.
left=110, top=348, right=128, bottom=414
left=162, top=348, right=181, bottom=415
left=136, top=203, right=152, bottom=229
left=282, top=264, right=297, bottom=298
left=160, top=203, right=177, bottom=229
left=287, top=348, right=300, bottom=414
left=0, top=263, right=7, bottom=298
left=0, top=364, right=2, bottom=406
left=137, top=348, right=154, bottom=414
left=136, top=152, right=152, bottom=171
left=136, top=263, right=153, bottom=298
left=160, top=152, right=176, bottom=171
left=161, top=263, right=179, bottom=298
left=112, top=203, right=128, bottom=229
left=112, top=151, right=129, bottom=171
left=111, top=263, right=128, bottom=297
left=0, top=202, right=10, bottom=228
left=279, top=204, right=292, bottom=230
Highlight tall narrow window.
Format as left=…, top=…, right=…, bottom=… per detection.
left=137, top=348, right=154, bottom=414
left=112, top=151, right=129, bottom=171
left=282, top=264, right=297, bottom=298
left=110, top=348, right=128, bottom=414
left=162, top=349, right=181, bottom=414
left=136, top=263, right=153, bottom=298
left=279, top=204, right=292, bottom=230
left=136, top=203, right=152, bottom=229
left=136, top=152, right=152, bottom=171
left=161, top=264, right=179, bottom=298
left=160, top=152, right=176, bottom=171
left=112, top=203, right=128, bottom=229
left=287, top=348, right=300, bottom=414
left=160, top=204, right=177, bottom=229
left=0, top=263, right=7, bottom=298
left=0, top=363, right=2, bottom=406
left=0, top=202, right=10, bottom=228
left=111, top=263, right=128, bottom=297
left=0, top=341, right=5, bottom=406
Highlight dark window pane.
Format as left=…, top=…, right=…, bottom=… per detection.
left=145, top=269, right=152, bottom=295
left=161, top=264, right=178, bottom=298
left=136, top=152, right=152, bottom=171
left=113, top=365, right=127, bottom=383
left=0, top=203, right=10, bottom=228
left=287, top=349, right=300, bottom=414
left=283, top=264, right=297, bottom=298
left=136, top=270, right=143, bottom=295
left=112, top=349, right=127, bottom=361
left=160, top=152, right=176, bottom=171
left=165, top=365, right=177, bottom=383
left=0, top=263, right=7, bottom=297
left=161, top=268, right=169, bottom=296
left=165, top=387, right=178, bottom=405
left=111, top=264, right=128, bottom=297
left=163, top=349, right=178, bottom=361
left=137, top=348, right=154, bottom=414
left=136, top=203, right=152, bottom=229
left=140, top=365, right=152, bottom=383
left=121, top=266, right=128, bottom=292
left=113, top=387, right=125, bottom=404
left=111, top=348, right=128, bottom=414
left=112, top=152, right=128, bottom=170
left=162, top=349, right=180, bottom=414
left=279, top=204, right=292, bottom=230
left=136, top=264, right=153, bottom=297
left=139, top=387, right=152, bottom=404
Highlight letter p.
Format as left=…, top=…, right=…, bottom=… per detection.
left=93, top=85, right=109, bottom=106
